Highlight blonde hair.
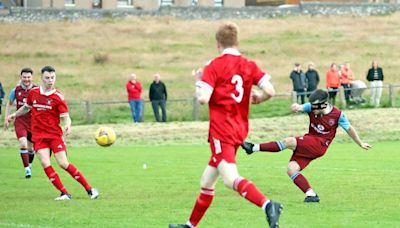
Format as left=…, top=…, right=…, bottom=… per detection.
left=215, top=22, right=239, bottom=48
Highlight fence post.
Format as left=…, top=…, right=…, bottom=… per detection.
left=291, top=91, right=297, bottom=104
left=83, top=100, right=93, bottom=124
left=193, top=96, right=200, bottom=121
left=389, top=84, right=396, bottom=107
left=339, top=86, right=346, bottom=107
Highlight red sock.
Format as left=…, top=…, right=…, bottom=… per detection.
left=291, top=173, right=312, bottom=193
left=65, top=164, right=91, bottom=191
left=44, top=166, right=68, bottom=193
left=188, top=188, right=214, bottom=226
left=20, top=149, right=29, bottom=167
left=234, top=178, right=267, bottom=207
left=260, top=142, right=282, bottom=152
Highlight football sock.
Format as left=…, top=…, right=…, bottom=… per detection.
left=44, top=166, right=68, bottom=193
left=20, top=148, right=29, bottom=168
left=28, top=150, right=35, bottom=164
left=188, top=188, right=214, bottom=227
left=305, top=189, right=317, bottom=197
left=65, top=164, right=91, bottom=191
left=261, top=200, right=271, bottom=211
left=259, top=141, right=286, bottom=152
left=291, top=172, right=312, bottom=193
left=234, top=177, right=267, bottom=207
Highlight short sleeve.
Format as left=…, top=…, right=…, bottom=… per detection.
left=55, top=93, right=69, bottom=117
left=196, top=61, right=216, bottom=93
left=302, top=103, right=312, bottom=113
left=8, top=88, right=16, bottom=102
left=249, top=61, right=266, bottom=86
left=339, top=112, right=351, bottom=131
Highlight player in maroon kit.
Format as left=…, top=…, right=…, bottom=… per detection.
left=7, top=66, right=99, bottom=200
left=169, top=22, right=282, bottom=228
left=4, top=68, right=37, bottom=178
left=241, top=89, right=370, bottom=202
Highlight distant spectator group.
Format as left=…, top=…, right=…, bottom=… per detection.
left=290, top=60, right=384, bottom=107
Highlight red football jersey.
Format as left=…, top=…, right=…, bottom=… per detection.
left=26, top=87, right=69, bottom=141
left=306, top=106, right=342, bottom=146
left=197, top=48, right=271, bottom=145
left=13, top=84, right=37, bottom=131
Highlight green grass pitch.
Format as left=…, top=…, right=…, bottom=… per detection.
left=0, top=142, right=398, bottom=227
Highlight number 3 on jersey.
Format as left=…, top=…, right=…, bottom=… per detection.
left=230, top=74, right=244, bottom=103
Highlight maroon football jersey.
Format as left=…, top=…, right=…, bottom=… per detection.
left=14, top=84, right=37, bottom=130
left=307, top=106, right=342, bottom=146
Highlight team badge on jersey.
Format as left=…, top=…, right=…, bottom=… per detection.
left=328, top=119, right=335, bottom=126
left=47, top=99, right=52, bottom=105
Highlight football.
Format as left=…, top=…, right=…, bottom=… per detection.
left=95, top=127, right=116, bottom=147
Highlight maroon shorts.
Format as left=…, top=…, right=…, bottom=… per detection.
left=14, top=120, right=32, bottom=142
left=208, top=138, right=238, bottom=168
left=34, top=137, right=67, bottom=153
left=290, top=135, right=329, bottom=170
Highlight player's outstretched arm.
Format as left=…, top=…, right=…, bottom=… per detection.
left=291, top=103, right=304, bottom=113
left=346, top=126, right=371, bottom=150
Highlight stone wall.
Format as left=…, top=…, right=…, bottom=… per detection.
left=0, top=3, right=399, bottom=22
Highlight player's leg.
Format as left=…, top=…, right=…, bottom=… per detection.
left=18, top=136, right=31, bottom=178
left=375, top=80, right=383, bottom=107
left=241, top=136, right=296, bottom=155
left=218, top=160, right=283, bottom=228
left=36, top=147, right=70, bottom=200
left=287, top=160, right=319, bottom=202
left=53, top=149, right=99, bottom=199
left=27, top=132, right=34, bottom=169
left=169, top=165, right=218, bottom=228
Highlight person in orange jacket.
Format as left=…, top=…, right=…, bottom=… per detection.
left=340, top=63, right=355, bottom=104
left=326, top=63, right=340, bottom=105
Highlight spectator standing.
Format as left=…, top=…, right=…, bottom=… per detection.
left=290, top=63, right=308, bottom=104
left=149, top=73, right=167, bottom=122
left=305, top=62, right=320, bottom=97
left=340, top=62, right=355, bottom=105
left=0, top=81, right=4, bottom=116
left=326, top=63, right=340, bottom=105
left=126, top=73, right=143, bottom=123
left=366, top=60, right=384, bottom=107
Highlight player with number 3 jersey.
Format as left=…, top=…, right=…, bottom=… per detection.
left=169, top=22, right=283, bottom=228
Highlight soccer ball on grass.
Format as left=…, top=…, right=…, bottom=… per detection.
left=95, top=127, right=116, bottom=147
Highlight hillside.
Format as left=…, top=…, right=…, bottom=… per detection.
left=1, top=108, right=398, bottom=147
left=1, top=13, right=400, bottom=102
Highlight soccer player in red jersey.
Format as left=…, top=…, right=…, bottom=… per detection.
left=7, top=66, right=99, bottom=200
left=241, top=89, right=370, bottom=202
left=4, top=68, right=37, bottom=178
left=169, top=22, right=282, bottom=228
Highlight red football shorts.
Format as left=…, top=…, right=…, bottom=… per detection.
left=208, top=138, right=238, bottom=167
left=34, top=137, right=67, bottom=153
left=290, top=135, right=329, bottom=170
left=14, top=119, right=32, bottom=142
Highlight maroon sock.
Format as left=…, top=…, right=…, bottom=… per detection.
left=260, top=141, right=282, bottom=152
left=44, top=166, right=68, bottom=193
left=234, top=178, right=267, bottom=207
left=65, top=164, right=91, bottom=191
left=20, top=149, right=29, bottom=167
left=188, top=188, right=214, bottom=226
left=291, top=173, right=312, bottom=193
